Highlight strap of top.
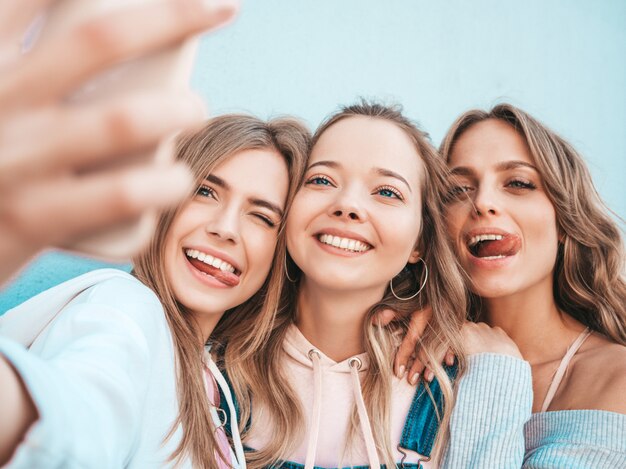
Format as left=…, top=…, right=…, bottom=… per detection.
left=540, top=327, right=592, bottom=412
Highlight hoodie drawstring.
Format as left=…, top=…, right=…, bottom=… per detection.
left=305, top=350, right=381, bottom=469
left=304, top=349, right=322, bottom=469
left=349, top=357, right=381, bottom=469
left=207, top=358, right=247, bottom=469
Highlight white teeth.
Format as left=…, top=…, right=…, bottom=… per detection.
left=318, top=234, right=370, bottom=253
left=482, top=255, right=506, bottom=260
left=468, top=234, right=503, bottom=247
left=185, top=249, right=236, bottom=274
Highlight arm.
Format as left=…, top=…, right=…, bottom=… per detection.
left=0, top=297, right=154, bottom=467
left=440, top=322, right=532, bottom=469
left=440, top=353, right=532, bottom=469
left=0, top=357, right=37, bottom=465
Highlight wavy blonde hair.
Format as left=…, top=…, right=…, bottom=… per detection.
left=222, top=102, right=468, bottom=468
left=440, top=103, right=626, bottom=344
left=133, top=114, right=309, bottom=469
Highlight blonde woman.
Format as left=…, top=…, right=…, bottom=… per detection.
left=439, top=104, right=626, bottom=466
left=0, top=114, right=309, bottom=468
left=218, top=102, right=532, bottom=468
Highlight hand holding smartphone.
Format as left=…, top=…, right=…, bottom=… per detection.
left=0, top=0, right=239, bottom=284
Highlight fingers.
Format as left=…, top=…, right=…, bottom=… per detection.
left=407, top=355, right=425, bottom=385
left=0, top=161, right=193, bottom=250
left=0, top=0, right=239, bottom=108
left=373, top=309, right=396, bottom=327
left=0, top=0, right=52, bottom=51
left=394, top=306, right=432, bottom=379
left=0, top=91, right=204, bottom=187
left=445, top=351, right=456, bottom=367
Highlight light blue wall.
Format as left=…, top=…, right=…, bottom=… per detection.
left=2, top=0, right=624, bottom=313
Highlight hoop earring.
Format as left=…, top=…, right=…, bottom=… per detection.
left=285, top=254, right=298, bottom=283
left=390, top=258, right=428, bottom=301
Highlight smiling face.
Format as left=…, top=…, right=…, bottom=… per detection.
left=445, top=118, right=560, bottom=299
left=286, top=116, right=424, bottom=294
left=163, top=148, right=289, bottom=319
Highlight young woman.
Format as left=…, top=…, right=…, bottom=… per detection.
left=441, top=104, right=626, bottom=466
left=219, top=102, right=533, bottom=468
left=0, top=114, right=309, bottom=468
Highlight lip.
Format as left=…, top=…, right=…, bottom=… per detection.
left=463, top=226, right=515, bottom=245
left=313, top=227, right=373, bottom=247
left=312, top=227, right=373, bottom=258
left=184, top=254, right=234, bottom=288
left=184, top=244, right=242, bottom=274
left=462, top=226, right=521, bottom=269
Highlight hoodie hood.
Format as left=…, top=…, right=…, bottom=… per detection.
left=284, top=323, right=371, bottom=373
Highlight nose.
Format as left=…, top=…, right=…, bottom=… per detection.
left=328, top=188, right=367, bottom=222
left=471, top=185, right=499, bottom=218
left=204, top=205, right=240, bottom=243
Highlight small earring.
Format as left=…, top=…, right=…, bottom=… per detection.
left=390, top=258, right=428, bottom=301
left=285, top=254, right=298, bottom=283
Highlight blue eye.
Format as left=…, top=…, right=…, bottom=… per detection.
left=375, top=185, right=403, bottom=200
left=196, top=185, right=216, bottom=198
left=507, top=179, right=536, bottom=190
left=306, top=175, right=333, bottom=186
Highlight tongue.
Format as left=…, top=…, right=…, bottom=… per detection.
left=475, top=236, right=521, bottom=258
left=189, top=258, right=240, bottom=286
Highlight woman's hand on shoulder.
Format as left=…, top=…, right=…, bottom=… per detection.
left=461, top=322, right=523, bottom=359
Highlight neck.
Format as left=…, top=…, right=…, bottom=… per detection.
left=483, top=279, right=585, bottom=365
left=295, top=278, right=386, bottom=362
left=191, top=310, right=225, bottom=345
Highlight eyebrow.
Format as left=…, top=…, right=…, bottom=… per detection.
left=205, top=174, right=284, bottom=219
left=250, top=198, right=284, bottom=219
left=374, top=167, right=412, bottom=193
left=307, top=161, right=412, bottom=192
left=307, top=160, right=340, bottom=170
left=449, top=160, right=538, bottom=176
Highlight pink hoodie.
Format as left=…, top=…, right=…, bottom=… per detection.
left=246, top=324, right=433, bottom=468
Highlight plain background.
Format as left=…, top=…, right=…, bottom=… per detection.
left=1, top=0, right=624, bottom=312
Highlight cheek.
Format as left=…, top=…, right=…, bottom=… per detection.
left=246, top=228, right=279, bottom=279
left=382, top=212, right=421, bottom=256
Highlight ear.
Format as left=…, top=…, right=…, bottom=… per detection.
left=407, top=246, right=421, bottom=264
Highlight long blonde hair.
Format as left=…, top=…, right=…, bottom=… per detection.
left=223, top=102, right=468, bottom=467
left=440, top=103, right=626, bottom=344
left=133, top=114, right=310, bottom=468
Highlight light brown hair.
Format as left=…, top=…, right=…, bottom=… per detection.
left=223, top=102, right=468, bottom=467
left=440, top=103, right=626, bottom=344
left=133, top=114, right=310, bottom=468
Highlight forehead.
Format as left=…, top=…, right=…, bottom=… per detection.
left=449, top=119, right=534, bottom=168
left=211, top=148, right=289, bottom=205
left=311, top=116, right=424, bottom=183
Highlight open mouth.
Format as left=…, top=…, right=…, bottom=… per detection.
left=466, top=233, right=521, bottom=260
left=185, top=248, right=241, bottom=287
left=317, top=233, right=372, bottom=253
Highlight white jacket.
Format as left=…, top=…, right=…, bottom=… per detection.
left=0, top=269, right=244, bottom=468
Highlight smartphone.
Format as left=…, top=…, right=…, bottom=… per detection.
left=36, top=0, right=200, bottom=260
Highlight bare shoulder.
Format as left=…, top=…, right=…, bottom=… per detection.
left=562, top=334, right=626, bottom=414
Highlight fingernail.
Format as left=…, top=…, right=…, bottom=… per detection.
left=410, top=373, right=420, bottom=385
left=130, top=164, right=193, bottom=207
left=202, top=0, right=240, bottom=17
left=397, top=365, right=405, bottom=378
left=426, top=370, right=434, bottom=382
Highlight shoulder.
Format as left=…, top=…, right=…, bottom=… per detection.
left=565, top=334, right=626, bottom=414
left=81, top=269, right=159, bottom=303
left=59, top=269, right=169, bottom=342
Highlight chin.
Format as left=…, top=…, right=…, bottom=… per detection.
left=470, top=279, right=517, bottom=299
